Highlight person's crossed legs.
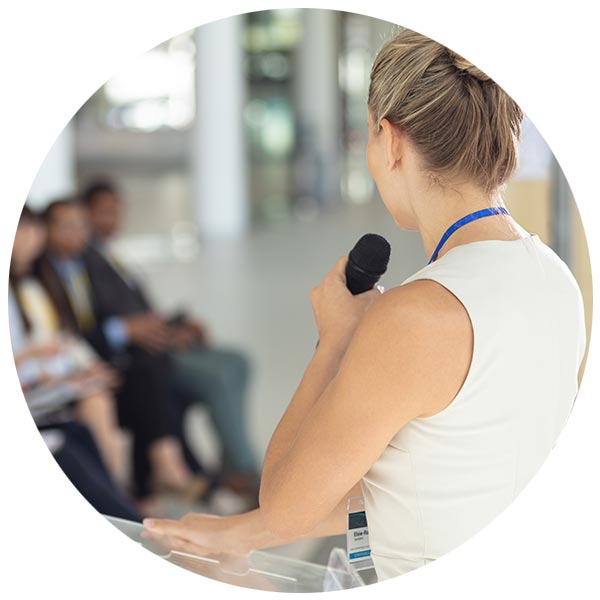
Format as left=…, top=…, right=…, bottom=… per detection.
left=171, top=346, right=259, bottom=494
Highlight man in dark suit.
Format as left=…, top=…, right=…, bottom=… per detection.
left=81, top=180, right=260, bottom=500
left=35, top=199, right=214, bottom=509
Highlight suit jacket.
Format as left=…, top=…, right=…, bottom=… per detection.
left=83, top=243, right=153, bottom=318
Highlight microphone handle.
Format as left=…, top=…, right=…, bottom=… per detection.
left=345, top=258, right=384, bottom=295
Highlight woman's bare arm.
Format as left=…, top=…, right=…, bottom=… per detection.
left=146, top=326, right=363, bottom=555
left=144, top=482, right=361, bottom=557
left=259, top=280, right=472, bottom=538
left=260, top=342, right=346, bottom=503
left=246, top=480, right=362, bottom=551
left=145, top=325, right=362, bottom=555
left=145, top=275, right=472, bottom=555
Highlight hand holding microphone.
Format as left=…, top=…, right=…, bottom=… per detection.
left=311, top=233, right=391, bottom=352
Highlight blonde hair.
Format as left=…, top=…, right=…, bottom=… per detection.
left=368, top=27, right=523, bottom=194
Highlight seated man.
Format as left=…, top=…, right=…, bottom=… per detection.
left=81, top=179, right=259, bottom=500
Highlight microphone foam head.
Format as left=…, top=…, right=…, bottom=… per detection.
left=349, top=233, right=391, bottom=276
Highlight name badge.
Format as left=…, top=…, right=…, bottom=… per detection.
left=346, top=496, right=374, bottom=569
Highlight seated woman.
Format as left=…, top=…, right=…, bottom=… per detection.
left=10, top=205, right=124, bottom=481
left=9, top=212, right=141, bottom=520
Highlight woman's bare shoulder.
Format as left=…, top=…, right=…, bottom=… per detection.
left=366, top=278, right=471, bottom=327
left=348, top=279, right=473, bottom=419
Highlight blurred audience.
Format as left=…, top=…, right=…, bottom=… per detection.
left=32, top=199, right=216, bottom=511
left=10, top=206, right=123, bottom=479
left=9, top=207, right=141, bottom=520
left=82, top=179, right=259, bottom=501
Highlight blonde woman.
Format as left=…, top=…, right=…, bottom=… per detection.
left=145, top=28, right=587, bottom=581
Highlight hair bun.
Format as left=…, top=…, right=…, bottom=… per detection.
left=447, top=50, right=491, bottom=82
left=368, top=28, right=523, bottom=193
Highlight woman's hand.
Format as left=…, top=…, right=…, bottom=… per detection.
left=143, top=512, right=254, bottom=558
left=310, top=256, right=384, bottom=354
left=85, top=361, right=121, bottom=389
left=14, top=340, right=64, bottom=365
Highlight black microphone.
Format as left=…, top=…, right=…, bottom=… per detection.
left=345, top=233, right=391, bottom=295
left=315, top=234, right=391, bottom=349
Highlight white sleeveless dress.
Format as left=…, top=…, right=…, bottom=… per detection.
left=360, top=233, right=587, bottom=580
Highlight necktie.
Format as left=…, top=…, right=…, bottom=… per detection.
left=64, top=268, right=96, bottom=332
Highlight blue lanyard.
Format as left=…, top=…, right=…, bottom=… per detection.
left=428, top=206, right=509, bottom=264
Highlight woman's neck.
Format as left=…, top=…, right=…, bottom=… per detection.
left=408, top=182, right=526, bottom=261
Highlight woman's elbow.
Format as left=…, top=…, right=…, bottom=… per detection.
left=259, top=491, right=317, bottom=540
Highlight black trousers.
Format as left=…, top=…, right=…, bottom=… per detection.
left=115, top=348, right=209, bottom=498
left=41, top=421, right=143, bottom=522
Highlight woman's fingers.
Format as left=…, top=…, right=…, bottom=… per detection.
left=140, top=531, right=189, bottom=555
left=330, top=255, right=348, bottom=283
left=141, top=528, right=214, bottom=558
left=169, top=536, right=214, bottom=558
left=143, top=518, right=187, bottom=539
left=171, top=540, right=250, bottom=565
left=168, top=539, right=252, bottom=577
left=140, top=529, right=174, bottom=555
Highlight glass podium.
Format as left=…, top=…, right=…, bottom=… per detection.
left=104, top=515, right=367, bottom=592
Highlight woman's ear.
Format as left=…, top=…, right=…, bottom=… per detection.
left=380, top=118, right=403, bottom=172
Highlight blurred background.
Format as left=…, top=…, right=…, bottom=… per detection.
left=21, top=7, right=592, bottom=569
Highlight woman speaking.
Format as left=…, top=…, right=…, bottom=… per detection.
left=144, top=28, right=587, bottom=580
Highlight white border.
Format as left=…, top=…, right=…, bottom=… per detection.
left=0, top=1, right=597, bottom=598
